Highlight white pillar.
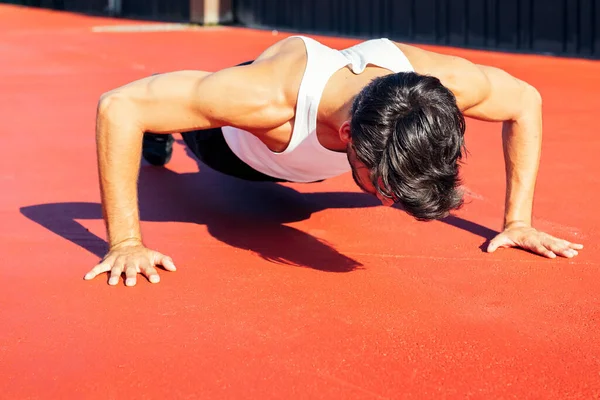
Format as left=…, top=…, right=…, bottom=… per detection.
left=190, top=0, right=233, bottom=25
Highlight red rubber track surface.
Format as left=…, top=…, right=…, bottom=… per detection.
left=1, top=5, right=599, bottom=399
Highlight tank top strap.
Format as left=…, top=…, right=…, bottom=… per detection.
left=340, top=38, right=415, bottom=74
left=281, top=36, right=350, bottom=154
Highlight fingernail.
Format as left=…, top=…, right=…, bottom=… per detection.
left=150, top=276, right=160, bottom=283
left=108, top=278, right=118, bottom=285
left=126, top=278, right=135, bottom=286
left=84, top=274, right=92, bottom=280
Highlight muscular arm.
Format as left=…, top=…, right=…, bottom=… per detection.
left=450, top=63, right=542, bottom=229
left=405, top=47, right=582, bottom=258
left=84, top=37, right=309, bottom=286
left=96, top=63, right=291, bottom=249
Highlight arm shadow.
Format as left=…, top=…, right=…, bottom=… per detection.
left=440, top=215, right=499, bottom=252
left=20, top=164, right=498, bottom=272
left=20, top=166, right=367, bottom=273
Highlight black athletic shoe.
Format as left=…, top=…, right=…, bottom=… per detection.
left=142, top=133, right=174, bottom=166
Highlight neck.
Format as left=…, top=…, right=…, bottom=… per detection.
left=317, top=96, right=355, bottom=152
left=319, top=65, right=382, bottom=151
left=319, top=64, right=395, bottom=151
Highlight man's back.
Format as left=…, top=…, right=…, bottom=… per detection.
left=222, top=36, right=415, bottom=183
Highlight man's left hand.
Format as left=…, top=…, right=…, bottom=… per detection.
left=487, top=224, right=584, bottom=259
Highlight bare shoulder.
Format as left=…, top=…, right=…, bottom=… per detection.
left=196, top=36, right=308, bottom=125
left=251, top=36, right=309, bottom=105
left=390, top=41, right=492, bottom=109
left=186, top=36, right=307, bottom=130
left=254, top=36, right=308, bottom=62
left=390, top=41, right=476, bottom=79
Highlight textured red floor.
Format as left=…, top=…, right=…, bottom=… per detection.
left=1, top=4, right=600, bottom=399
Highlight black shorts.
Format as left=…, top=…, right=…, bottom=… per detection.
left=181, top=128, right=287, bottom=182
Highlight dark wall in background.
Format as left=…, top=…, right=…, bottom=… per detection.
left=121, top=0, right=189, bottom=21
left=233, top=0, right=600, bottom=59
left=2, top=0, right=189, bottom=19
left=10, top=0, right=106, bottom=13
left=3, top=0, right=598, bottom=59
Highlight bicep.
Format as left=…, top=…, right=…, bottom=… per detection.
left=101, top=63, right=290, bottom=134
left=103, top=70, right=214, bottom=133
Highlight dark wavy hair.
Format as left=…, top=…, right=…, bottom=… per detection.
left=350, top=72, right=466, bottom=221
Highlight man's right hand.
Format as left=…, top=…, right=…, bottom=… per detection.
left=84, top=240, right=176, bottom=287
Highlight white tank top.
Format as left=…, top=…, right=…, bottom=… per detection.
left=222, top=36, right=415, bottom=182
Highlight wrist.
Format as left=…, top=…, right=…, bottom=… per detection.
left=503, top=220, right=531, bottom=230
left=110, top=237, right=143, bottom=250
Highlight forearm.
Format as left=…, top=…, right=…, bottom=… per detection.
left=96, top=95, right=144, bottom=248
left=501, top=88, right=543, bottom=228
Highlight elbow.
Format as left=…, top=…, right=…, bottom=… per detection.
left=97, top=91, right=130, bottom=121
left=95, top=91, right=143, bottom=151
left=96, top=91, right=141, bottom=134
left=510, top=83, right=542, bottom=122
left=524, top=83, right=542, bottom=108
